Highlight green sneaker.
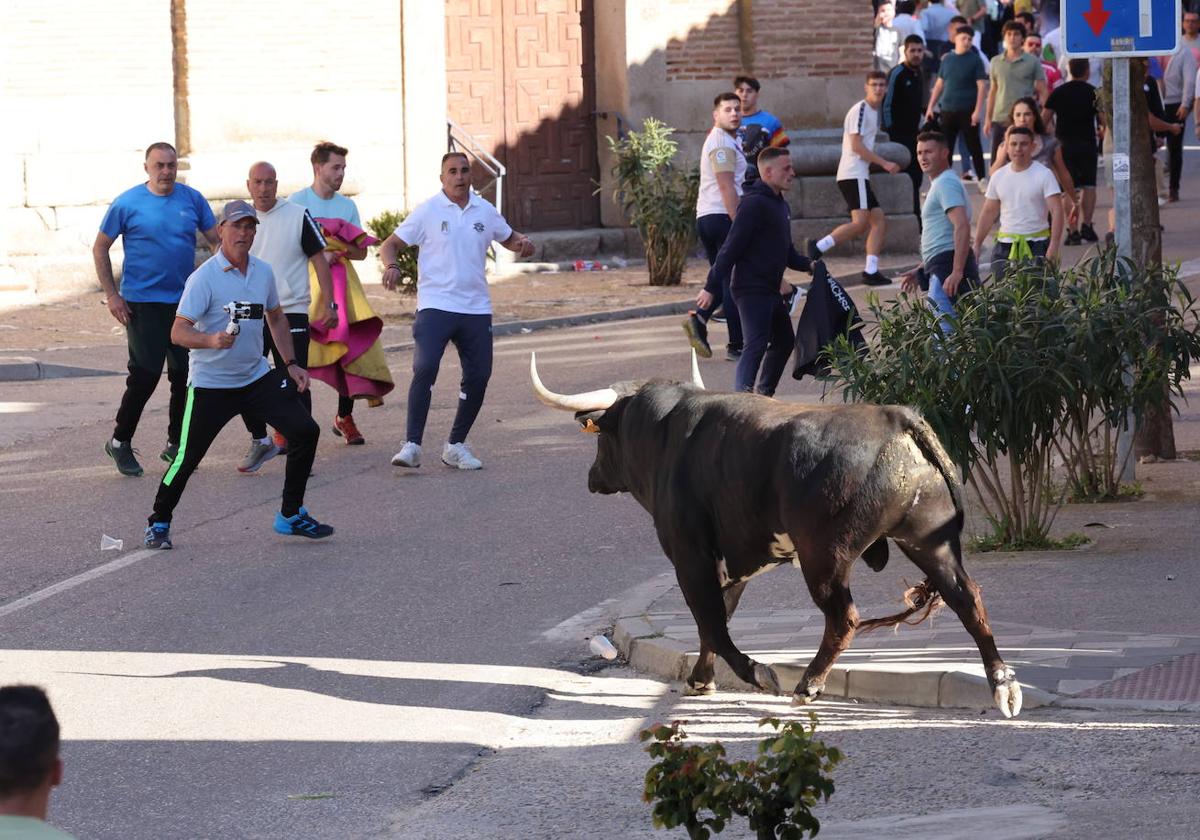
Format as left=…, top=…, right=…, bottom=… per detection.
left=105, top=439, right=143, bottom=477
left=160, top=442, right=179, bottom=463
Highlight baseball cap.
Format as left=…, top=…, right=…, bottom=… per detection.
left=220, top=200, right=258, bottom=224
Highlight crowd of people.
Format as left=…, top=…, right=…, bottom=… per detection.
left=684, top=0, right=1200, bottom=379
left=94, top=141, right=532, bottom=550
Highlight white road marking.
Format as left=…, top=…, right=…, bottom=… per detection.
left=0, top=549, right=157, bottom=619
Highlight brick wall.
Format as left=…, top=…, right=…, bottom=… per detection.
left=664, top=0, right=873, bottom=82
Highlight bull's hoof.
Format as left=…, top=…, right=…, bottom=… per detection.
left=753, top=663, right=783, bottom=696
left=991, top=666, right=1023, bottom=719
left=684, top=678, right=716, bottom=696
left=790, top=683, right=823, bottom=707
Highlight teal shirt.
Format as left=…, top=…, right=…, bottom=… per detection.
left=921, top=169, right=970, bottom=263
left=288, top=187, right=361, bottom=228
left=0, top=816, right=77, bottom=839
left=937, top=50, right=987, bottom=113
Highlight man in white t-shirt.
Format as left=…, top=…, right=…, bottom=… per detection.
left=236, top=160, right=337, bottom=473
left=683, top=91, right=747, bottom=362
left=806, top=71, right=901, bottom=286
left=377, top=153, right=535, bottom=471
left=973, top=126, right=1064, bottom=279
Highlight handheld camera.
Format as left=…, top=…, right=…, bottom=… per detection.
left=222, top=301, right=264, bottom=335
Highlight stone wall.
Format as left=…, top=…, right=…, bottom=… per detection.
left=1, top=0, right=446, bottom=296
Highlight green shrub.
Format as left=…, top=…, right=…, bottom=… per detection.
left=642, top=716, right=842, bottom=840
left=366, top=210, right=418, bottom=296
left=826, top=254, right=1200, bottom=549
left=607, top=118, right=699, bottom=286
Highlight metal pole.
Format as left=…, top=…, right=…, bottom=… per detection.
left=1112, top=57, right=1136, bottom=483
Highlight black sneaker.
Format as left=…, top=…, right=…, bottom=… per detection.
left=725, top=344, right=742, bottom=361
left=160, top=442, right=179, bottom=463
left=144, top=522, right=172, bottom=550
left=273, top=507, right=334, bottom=539
left=1080, top=223, right=1099, bottom=243
left=105, top=439, right=144, bottom=477
left=1064, top=230, right=1082, bottom=246
left=682, top=312, right=712, bottom=358
left=804, top=238, right=823, bottom=262
left=861, top=270, right=892, bottom=287
left=710, top=307, right=726, bottom=324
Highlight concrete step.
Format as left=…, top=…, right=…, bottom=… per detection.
left=791, top=215, right=919, bottom=256
left=787, top=172, right=917, bottom=219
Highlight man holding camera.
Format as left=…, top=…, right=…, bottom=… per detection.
left=144, top=201, right=332, bottom=549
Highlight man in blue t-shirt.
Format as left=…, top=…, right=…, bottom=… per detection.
left=734, top=75, right=790, bottom=187
left=899, top=131, right=980, bottom=325
left=93, top=142, right=218, bottom=477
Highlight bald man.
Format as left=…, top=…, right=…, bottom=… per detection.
left=235, top=161, right=338, bottom=473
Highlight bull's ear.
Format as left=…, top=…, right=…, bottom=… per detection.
left=575, top=409, right=606, bottom=433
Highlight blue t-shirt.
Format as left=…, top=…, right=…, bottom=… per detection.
left=921, top=169, right=970, bottom=263
left=176, top=251, right=280, bottom=389
left=99, top=183, right=216, bottom=304
left=288, top=187, right=361, bottom=228
left=937, top=50, right=987, bottom=113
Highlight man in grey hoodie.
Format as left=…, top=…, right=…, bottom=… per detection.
left=1159, top=38, right=1197, bottom=202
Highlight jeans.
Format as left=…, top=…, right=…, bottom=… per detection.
left=989, top=238, right=1049, bottom=280
left=941, top=110, right=987, bottom=178
left=407, top=308, right=493, bottom=445
left=732, top=292, right=794, bottom=396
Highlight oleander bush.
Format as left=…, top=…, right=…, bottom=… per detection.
left=366, top=210, right=418, bottom=296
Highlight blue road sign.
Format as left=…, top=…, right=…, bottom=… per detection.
left=1063, top=0, right=1181, bottom=57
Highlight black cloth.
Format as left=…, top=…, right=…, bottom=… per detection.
left=883, top=62, right=925, bottom=142
left=791, top=262, right=865, bottom=381
left=1145, top=80, right=1167, bottom=150
left=1160, top=103, right=1186, bottom=192
left=1044, top=81, right=1099, bottom=144
left=738, top=123, right=771, bottom=186
left=299, top=209, right=327, bottom=258
left=705, top=180, right=812, bottom=299
left=151, top=368, right=320, bottom=524
left=243, top=313, right=312, bottom=438
left=924, top=248, right=981, bottom=303
left=113, top=301, right=189, bottom=445
left=1060, top=139, right=1098, bottom=188
left=732, top=292, right=793, bottom=395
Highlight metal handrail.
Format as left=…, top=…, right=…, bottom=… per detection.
left=447, top=118, right=506, bottom=211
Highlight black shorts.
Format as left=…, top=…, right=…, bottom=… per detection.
left=837, top=178, right=879, bottom=212
left=1060, top=140, right=1098, bottom=189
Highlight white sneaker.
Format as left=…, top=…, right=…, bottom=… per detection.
left=391, top=441, right=421, bottom=468
left=977, top=176, right=989, bottom=196
left=442, top=441, right=482, bottom=470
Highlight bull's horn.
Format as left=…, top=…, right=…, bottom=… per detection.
left=690, top=349, right=705, bottom=389
left=530, top=352, right=619, bottom=412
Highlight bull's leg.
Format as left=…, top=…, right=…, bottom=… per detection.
left=897, top=540, right=1022, bottom=718
left=792, top=563, right=859, bottom=706
left=687, top=581, right=749, bottom=695
left=676, top=565, right=781, bottom=695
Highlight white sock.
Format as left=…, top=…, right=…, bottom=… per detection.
left=817, top=235, right=835, bottom=252
left=865, top=255, right=879, bottom=274
left=111, top=437, right=123, bottom=448
left=256, top=436, right=271, bottom=445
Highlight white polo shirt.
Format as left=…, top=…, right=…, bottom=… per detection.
left=395, top=191, right=513, bottom=315
left=696, top=127, right=745, bottom=218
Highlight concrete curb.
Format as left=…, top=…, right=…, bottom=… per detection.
left=0, top=356, right=119, bottom=383
left=612, top=615, right=1062, bottom=713
left=383, top=299, right=696, bottom=354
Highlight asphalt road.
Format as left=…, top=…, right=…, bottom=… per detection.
left=0, top=316, right=724, bottom=839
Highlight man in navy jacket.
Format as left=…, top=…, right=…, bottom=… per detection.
left=699, top=147, right=813, bottom=395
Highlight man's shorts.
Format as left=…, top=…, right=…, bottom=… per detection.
left=1060, top=139, right=1098, bottom=189
left=837, top=178, right=880, bottom=213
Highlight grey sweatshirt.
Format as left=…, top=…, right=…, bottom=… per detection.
left=1161, top=43, right=1197, bottom=106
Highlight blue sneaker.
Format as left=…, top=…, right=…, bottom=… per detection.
left=144, top=522, right=172, bottom=550
left=273, top=507, right=334, bottom=539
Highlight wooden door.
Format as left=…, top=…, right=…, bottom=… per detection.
left=445, top=0, right=598, bottom=230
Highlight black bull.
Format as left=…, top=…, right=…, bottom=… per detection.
left=532, top=355, right=1023, bottom=718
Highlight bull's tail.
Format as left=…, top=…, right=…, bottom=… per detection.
left=857, top=579, right=943, bottom=634
left=901, top=410, right=965, bottom=532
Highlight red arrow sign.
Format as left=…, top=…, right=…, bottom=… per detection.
left=1083, top=0, right=1111, bottom=36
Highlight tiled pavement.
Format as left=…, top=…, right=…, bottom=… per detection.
left=613, top=588, right=1200, bottom=713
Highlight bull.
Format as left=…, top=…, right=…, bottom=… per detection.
left=531, top=352, right=1022, bottom=718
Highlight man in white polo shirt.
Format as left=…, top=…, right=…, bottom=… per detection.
left=973, top=126, right=1063, bottom=280
left=143, top=200, right=333, bottom=549
left=682, top=91, right=746, bottom=361
left=377, top=153, right=535, bottom=470
left=236, top=160, right=337, bottom=473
